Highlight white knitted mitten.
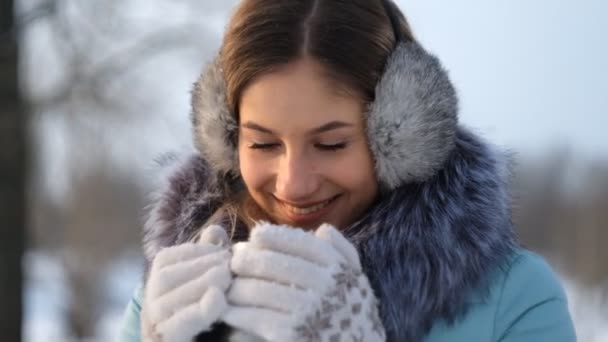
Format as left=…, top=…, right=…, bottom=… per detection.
left=223, top=222, right=386, bottom=342
left=141, top=225, right=232, bottom=341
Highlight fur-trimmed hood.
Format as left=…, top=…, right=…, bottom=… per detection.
left=143, top=126, right=517, bottom=341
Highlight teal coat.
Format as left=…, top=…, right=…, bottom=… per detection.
left=117, top=249, right=576, bottom=341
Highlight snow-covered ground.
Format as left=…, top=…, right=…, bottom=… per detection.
left=563, top=278, right=608, bottom=342
left=24, top=252, right=141, bottom=342
left=24, top=251, right=607, bottom=341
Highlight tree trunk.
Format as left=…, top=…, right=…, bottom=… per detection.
left=0, top=0, right=26, bottom=341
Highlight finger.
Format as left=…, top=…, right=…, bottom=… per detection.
left=231, top=242, right=333, bottom=292
left=199, top=224, right=230, bottom=247
left=223, top=306, right=292, bottom=342
left=227, top=277, right=314, bottom=314
left=249, top=222, right=344, bottom=266
left=315, top=223, right=362, bottom=272
left=152, top=261, right=231, bottom=323
left=150, top=249, right=230, bottom=298
left=157, top=286, right=227, bottom=341
left=153, top=242, right=223, bottom=272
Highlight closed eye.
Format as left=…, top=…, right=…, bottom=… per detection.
left=315, top=142, right=347, bottom=151
left=248, top=142, right=280, bottom=150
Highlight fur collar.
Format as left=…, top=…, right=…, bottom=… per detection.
left=142, top=126, right=517, bottom=341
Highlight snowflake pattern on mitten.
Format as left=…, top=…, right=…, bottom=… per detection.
left=294, top=263, right=386, bottom=342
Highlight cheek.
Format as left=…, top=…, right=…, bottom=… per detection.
left=239, top=149, right=270, bottom=191
left=326, top=146, right=377, bottom=195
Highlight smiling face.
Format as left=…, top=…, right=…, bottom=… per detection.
left=238, top=57, right=379, bottom=230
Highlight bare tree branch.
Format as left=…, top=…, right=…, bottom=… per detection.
left=0, top=0, right=26, bottom=340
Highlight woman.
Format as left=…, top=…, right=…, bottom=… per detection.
left=119, top=0, right=576, bottom=341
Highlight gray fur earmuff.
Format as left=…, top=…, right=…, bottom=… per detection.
left=365, top=41, right=458, bottom=188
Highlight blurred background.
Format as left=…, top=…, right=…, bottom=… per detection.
left=1, top=0, right=606, bottom=341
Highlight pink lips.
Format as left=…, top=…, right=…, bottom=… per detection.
left=275, top=194, right=340, bottom=226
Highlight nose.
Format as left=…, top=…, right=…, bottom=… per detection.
left=275, top=151, right=320, bottom=202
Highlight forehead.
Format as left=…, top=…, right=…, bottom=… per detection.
left=239, top=58, right=365, bottom=132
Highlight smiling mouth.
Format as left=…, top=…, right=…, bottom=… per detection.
left=278, top=195, right=340, bottom=216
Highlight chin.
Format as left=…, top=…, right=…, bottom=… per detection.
left=273, top=201, right=344, bottom=230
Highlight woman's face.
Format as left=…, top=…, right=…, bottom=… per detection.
left=238, top=58, right=379, bottom=230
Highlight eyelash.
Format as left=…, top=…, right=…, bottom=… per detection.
left=248, top=142, right=347, bottom=151
left=249, top=143, right=279, bottom=150
left=316, top=142, right=347, bottom=151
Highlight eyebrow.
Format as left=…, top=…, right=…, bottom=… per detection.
left=241, top=122, right=275, bottom=134
left=241, top=121, right=354, bottom=135
left=311, top=121, right=354, bottom=134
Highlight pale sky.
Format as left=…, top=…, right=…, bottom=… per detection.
left=398, top=0, right=607, bottom=160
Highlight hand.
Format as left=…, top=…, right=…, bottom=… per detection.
left=142, top=225, right=232, bottom=341
left=223, top=222, right=386, bottom=342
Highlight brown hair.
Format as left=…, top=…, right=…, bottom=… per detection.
left=205, top=0, right=415, bottom=234
left=221, top=0, right=415, bottom=115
